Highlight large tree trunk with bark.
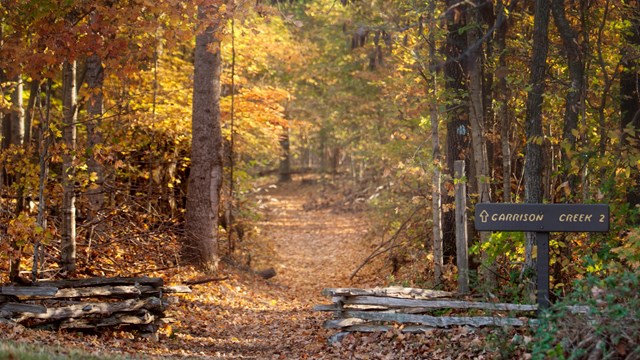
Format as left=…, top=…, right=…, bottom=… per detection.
left=550, top=0, right=586, bottom=294
left=184, top=5, right=224, bottom=271
left=61, top=60, right=78, bottom=274
left=466, top=7, right=496, bottom=289
left=523, top=0, right=551, bottom=300
left=443, top=0, right=470, bottom=261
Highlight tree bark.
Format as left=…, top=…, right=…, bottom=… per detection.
left=523, top=0, right=551, bottom=299
left=85, top=53, right=105, bottom=220
left=495, top=0, right=512, bottom=202
left=7, top=75, right=25, bottom=281
left=427, top=0, right=443, bottom=285
left=278, top=125, right=292, bottom=182
left=550, top=0, right=586, bottom=294
left=10, top=75, right=24, bottom=147
left=61, top=60, right=78, bottom=274
left=443, top=0, right=470, bottom=260
left=551, top=0, right=584, bottom=199
left=184, top=4, right=224, bottom=271
left=466, top=7, right=496, bottom=289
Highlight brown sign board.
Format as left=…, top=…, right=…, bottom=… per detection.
left=474, top=203, right=609, bottom=232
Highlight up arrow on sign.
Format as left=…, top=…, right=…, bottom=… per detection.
left=479, top=210, right=489, bottom=223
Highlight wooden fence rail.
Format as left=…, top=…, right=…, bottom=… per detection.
left=0, top=276, right=190, bottom=334
left=315, top=286, right=590, bottom=340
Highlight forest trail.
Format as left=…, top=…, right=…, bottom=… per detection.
left=1, top=178, right=385, bottom=360
left=252, top=179, right=374, bottom=295
left=163, top=178, right=380, bottom=359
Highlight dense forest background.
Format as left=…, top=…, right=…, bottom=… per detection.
left=1, top=0, right=640, bottom=357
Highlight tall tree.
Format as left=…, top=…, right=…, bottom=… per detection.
left=523, top=0, right=551, bottom=297
left=621, top=0, right=640, bottom=216
left=6, top=75, right=25, bottom=282
left=466, top=2, right=495, bottom=289
left=85, top=7, right=107, bottom=221
left=427, top=1, right=443, bottom=286
left=61, top=60, right=78, bottom=273
left=443, top=0, right=470, bottom=258
left=85, top=52, right=105, bottom=220
left=184, top=2, right=225, bottom=271
left=551, top=0, right=584, bottom=199
left=494, top=0, right=511, bottom=202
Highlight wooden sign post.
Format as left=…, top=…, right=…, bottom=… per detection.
left=474, top=203, right=609, bottom=310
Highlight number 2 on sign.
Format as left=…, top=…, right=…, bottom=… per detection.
left=599, top=214, right=605, bottom=223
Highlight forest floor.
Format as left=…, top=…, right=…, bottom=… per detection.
left=0, top=177, right=530, bottom=359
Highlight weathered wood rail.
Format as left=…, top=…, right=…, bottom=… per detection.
left=0, top=276, right=190, bottom=334
left=315, top=287, right=590, bottom=340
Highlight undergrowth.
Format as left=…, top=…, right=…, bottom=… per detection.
left=531, top=271, right=640, bottom=359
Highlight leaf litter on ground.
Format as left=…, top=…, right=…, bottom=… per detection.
left=1, top=178, right=532, bottom=359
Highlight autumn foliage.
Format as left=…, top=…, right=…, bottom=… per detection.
left=1, top=0, right=640, bottom=358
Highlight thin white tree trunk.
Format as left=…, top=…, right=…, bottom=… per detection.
left=10, top=75, right=24, bottom=146
left=61, top=60, right=77, bottom=273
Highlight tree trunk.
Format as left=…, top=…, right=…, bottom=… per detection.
left=184, top=4, right=224, bottom=271
left=11, top=76, right=26, bottom=213
left=85, top=53, right=105, bottom=220
left=495, top=1, right=511, bottom=202
left=551, top=0, right=584, bottom=200
left=443, top=0, right=470, bottom=261
left=550, top=0, right=586, bottom=294
left=7, top=75, right=26, bottom=281
left=23, top=80, right=39, bottom=146
left=466, top=7, right=496, bottom=289
left=61, top=60, right=78, bottom=274
left=33, top=79, right=53, bottom=281
left=523, top=0, right=551, bottom=300
left=428, top=0, right=443, bottom=286
left=10, top=75, right=24, bottom=147
left=279, top=125, right=292, bottom=182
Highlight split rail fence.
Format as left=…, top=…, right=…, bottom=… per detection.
left=0, top=276, right=190, bottom=334
left=315, top=286, right=590, bottom=339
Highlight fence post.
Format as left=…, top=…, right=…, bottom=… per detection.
left=454, top=160, right=469, bottom=294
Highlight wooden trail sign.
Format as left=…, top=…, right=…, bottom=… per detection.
left=475, top=203, right=609, bottom=232
left=474, top=203, right=610, bottom=310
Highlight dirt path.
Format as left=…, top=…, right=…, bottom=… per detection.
left=253, top=181, right=373, bottom=296
left=1, top=180, right=381, bottom=359
left=163, top=179, right=379, bottom=359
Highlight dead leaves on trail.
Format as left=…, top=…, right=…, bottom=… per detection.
left=1, top=180, right=532, bottom=359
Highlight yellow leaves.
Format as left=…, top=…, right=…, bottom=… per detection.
left=7, top=213, right=49, bottom=247
left=616, top=166, right=632, bottom=179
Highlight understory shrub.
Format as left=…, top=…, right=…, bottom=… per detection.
left=531, top=271, right=640, bottom=359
